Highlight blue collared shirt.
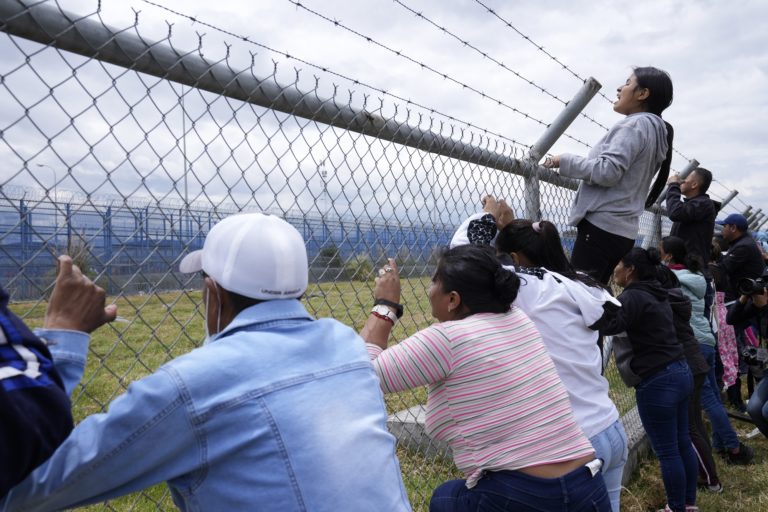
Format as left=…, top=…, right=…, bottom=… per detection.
left=3, top=300, right=411, bottom=511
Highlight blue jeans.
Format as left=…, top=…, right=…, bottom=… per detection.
left=429, top=462, right=610, bottom=512
left=589, top=420, right=628, bottom=512
left=747, top=376, right=768, bottom=438
left=698, top=343, right=739, bottom=450
left=636, top=360, right=697, bottom=512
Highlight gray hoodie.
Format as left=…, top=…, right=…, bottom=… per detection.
left=559, top=112, right=668, bottom=239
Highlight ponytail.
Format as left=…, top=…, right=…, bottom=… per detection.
left=645, top=120, right=674, bottom=207
left=633, top=66, right=674, bottom=208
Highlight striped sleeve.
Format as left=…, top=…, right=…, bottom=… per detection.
left=367, top=326, right=453, bottom=393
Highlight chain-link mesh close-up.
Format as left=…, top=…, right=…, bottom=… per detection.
left=0, top=1, right=757, bottom=510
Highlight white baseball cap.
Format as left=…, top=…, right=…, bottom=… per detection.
left=179, top=213, right=308, bottom=300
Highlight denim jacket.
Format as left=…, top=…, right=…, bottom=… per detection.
left=2, top=300, right=411, bottom=512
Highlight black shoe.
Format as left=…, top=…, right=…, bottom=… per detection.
left=726, top=442, right=754, bottom=465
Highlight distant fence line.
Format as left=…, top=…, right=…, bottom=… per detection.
left=0, top=192, right=456, bottom=299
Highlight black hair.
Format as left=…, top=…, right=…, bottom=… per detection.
left=711, top=235, right=727, bottom=262
left=661, top=235, right=703, bottom=274
left=620, top=246, right=662, bottom=281
left=633, top=66, right=674, bottom=208
left=495, top=219, right=602, bottom=288
left=435, top=244, right=520, bottom=314
left=655, top=264, right=681, bottom=290
left=691, top=167, right=712, bottom=194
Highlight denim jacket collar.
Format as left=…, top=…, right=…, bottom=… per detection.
left=209, top=299, right=314, bottom=343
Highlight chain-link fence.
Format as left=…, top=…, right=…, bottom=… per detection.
left=0, top=0, right=756, bottom=510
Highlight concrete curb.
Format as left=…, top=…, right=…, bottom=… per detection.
left=387, top=404, right=650, bottom=485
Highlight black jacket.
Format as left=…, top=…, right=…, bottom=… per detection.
left=721, top=233, right=766, bottom=300
left=667, top=184, right=716, bottom=272
left=0, top=286, right=73, bottom=497
left=597, top=280, right=684, bottom=379
left=667, top=287, right=709, bottom=376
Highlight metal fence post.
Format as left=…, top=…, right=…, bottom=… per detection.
left=718, top=190, right=738, bottom=210
left=746, top=208, right=762, bottom=225
left=525, top=77, right=602, bottom=220
left=750, top=212, right=765, bottom=230
left=757, top=217, right=768, bottom=231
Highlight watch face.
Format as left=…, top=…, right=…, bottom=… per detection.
left=372, top=305, right=397, bottom=322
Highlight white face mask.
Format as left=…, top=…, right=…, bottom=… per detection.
left=204, top=278, right=222, bottom=341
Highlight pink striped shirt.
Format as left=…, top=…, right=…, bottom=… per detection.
left=367, top=307, right=594, bottom=488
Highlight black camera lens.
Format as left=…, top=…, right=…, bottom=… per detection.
left=737, top=277, right=767, bottom=296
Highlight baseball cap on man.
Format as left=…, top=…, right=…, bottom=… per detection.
left=715, top=213, right=749, bottom=230
left=179, top=213, right=308, bottom=300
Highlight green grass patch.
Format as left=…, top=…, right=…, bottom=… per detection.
left=624, top=417, right=768, bottom=511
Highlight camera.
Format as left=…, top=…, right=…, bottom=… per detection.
left=742, top=346, right=768, bottom=367
left=737, top=277, right=768, bottom=296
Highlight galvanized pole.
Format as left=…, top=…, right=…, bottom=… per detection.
left=757, top=216, right=768, bottom=231
left=525, top=77, right=602, bottom=220
left=749, top=212, right=764, bottom=230
left=742, top=206, right=752, bottom=217
left=746, top=208, right=762, bottom=226
left=655, top=159, right=700, bottom=205
left=718, top=190, right=738, bottom=210
left=0, top=0, right=577, bottom=192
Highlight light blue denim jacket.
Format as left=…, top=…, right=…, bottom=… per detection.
left=2, top=300, right=411, bottom=512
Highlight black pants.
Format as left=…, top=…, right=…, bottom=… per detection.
left=571, top=219, right=635, bottom=285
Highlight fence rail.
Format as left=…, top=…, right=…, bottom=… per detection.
left=0, top=0, right=757, bottom=510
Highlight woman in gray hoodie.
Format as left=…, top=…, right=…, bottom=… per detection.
left=544, top=66, right=674, bottom=284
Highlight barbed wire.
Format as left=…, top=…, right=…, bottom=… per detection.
left=470, top=0, right=696, bottom=165
left=284, top=0, right=593, bottom=149
left=391, top=0, right=610, bottom=132
left=471, top=0, right=615, bottom=107
left=138, top=0, right=528, bottom=151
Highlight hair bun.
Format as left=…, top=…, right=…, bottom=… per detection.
left=646, top=247, right=662, bottom=266
left=492, top=266, right=520, bottom=304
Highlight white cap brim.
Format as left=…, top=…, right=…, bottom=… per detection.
left=179, top=250, right=203, bottom=273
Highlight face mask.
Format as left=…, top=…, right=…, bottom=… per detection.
left=204, top=278, right=222, bottom=343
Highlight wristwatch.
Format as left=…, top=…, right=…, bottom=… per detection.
left=374, top=298, right=404, bottom=318
left=371, top=304, right=399, bottom=325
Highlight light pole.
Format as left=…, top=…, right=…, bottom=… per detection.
left=36, top=163, right=58, bottom=230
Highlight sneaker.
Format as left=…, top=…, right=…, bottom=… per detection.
left=706, top=482, right=724, bottom=493
left=726, top=442, right=754, bottom=465
left=657, top=506, right=673, bottom=512
left=686, top=506, right=700, bottom=512
left=698, top=481, right=724, bottom=493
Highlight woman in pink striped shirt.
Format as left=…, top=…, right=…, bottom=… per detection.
left=362, top=245, right=610, bottom=511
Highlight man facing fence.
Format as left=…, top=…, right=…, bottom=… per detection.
left=2, top=213, right=411, bottom=512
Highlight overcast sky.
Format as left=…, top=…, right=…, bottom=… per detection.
left=3, top=0, right=767, bottom=228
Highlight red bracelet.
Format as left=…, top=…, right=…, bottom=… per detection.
left=371, top=311, right=395, bottom=325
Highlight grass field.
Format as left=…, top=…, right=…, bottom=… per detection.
left=624, top=417, right=768, bottom=511
left=12, top=277, right=766, bottom=511
left=12, top=277, right=456, bottom=511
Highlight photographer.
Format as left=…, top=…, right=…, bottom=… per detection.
left=727, top=272, right=768, bottom=438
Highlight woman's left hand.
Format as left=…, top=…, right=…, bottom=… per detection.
left=542, top=155, right=561, bottom=168
left=374, top=258, right=401, bottom=303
